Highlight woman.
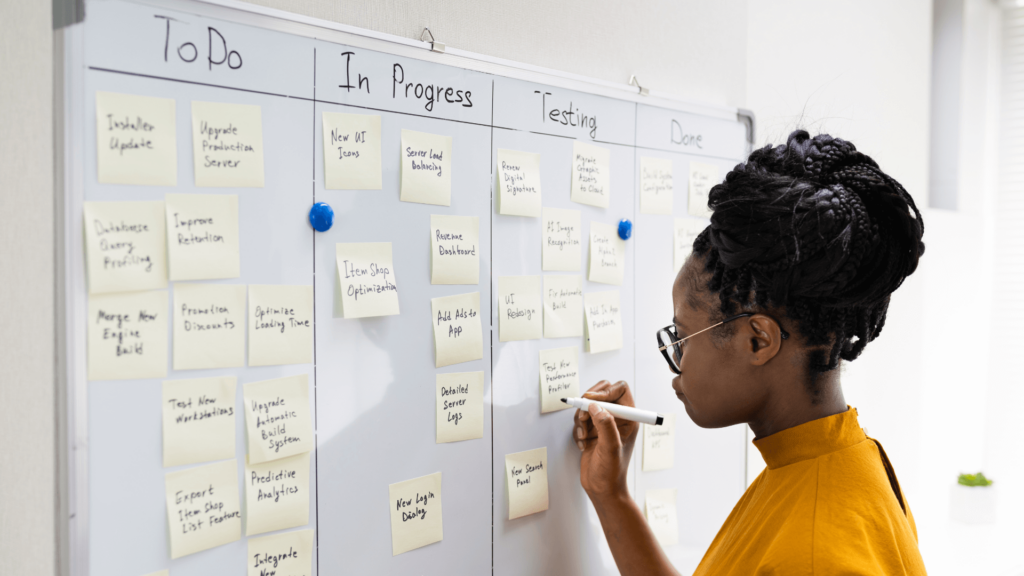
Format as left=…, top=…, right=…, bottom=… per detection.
left=573, top=131, right=927, bottom=575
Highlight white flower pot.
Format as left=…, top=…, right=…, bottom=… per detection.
left=949, top=484, right=996, bottom=524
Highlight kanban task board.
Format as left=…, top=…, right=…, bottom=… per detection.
left=62, top=1, right=751, bottom=574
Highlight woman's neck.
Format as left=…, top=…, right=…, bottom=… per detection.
left=747, top=369, right=847, bottom=440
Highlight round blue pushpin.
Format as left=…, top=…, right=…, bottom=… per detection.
left=618, top=218, right=633, bottom=240
left=309, top=202, right=334, bottom=232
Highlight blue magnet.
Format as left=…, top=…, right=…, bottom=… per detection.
left=309, top=202, right=334, bottom=232
left=618, top=218, right=633, bottom=240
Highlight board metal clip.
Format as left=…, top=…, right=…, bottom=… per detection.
left=629, top=75, right=649, bottom=96
left=421, top=28, right=446, bottom=54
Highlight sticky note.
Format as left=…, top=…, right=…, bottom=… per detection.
left=142, top=571, right=169, bottom=576
left=570, top=141, right=610, bottom=208
left=688, top=161, right=720, bottom=218
left=643, top=414, right=675, bottom=472
left=400, top=129, right=452, bottom=206
left=640, top=157, right=673, bottom=215
left=245, top=452, right=311, bottom=536
left=95, top=91, right=177, bottom=186
left=191, top=101, right=265, bottom=188
left=248, top=529, right=314, bottom=576
left=172, top=283, right=246, bottom=370
left=543, top=275, right=583, bottom=338
left=388, top=472, right=443, bottom=555
left=584, top=290, right=623, bottom=354
left=83, top=201, right=168, bottom=294
left=162, top=376, right=236, bottom=468
left=505, top=447, right=549, bottom=520
left=336, top=243, right=400, bottom=318
left=164, top=193, right=240, bottom=281
left=431, top=292, right=483, bottom=368
left=588, top=221, right=626, bottom=286
left=248, top=285, right=313, bottom=367
left=497, top=149, right=542, bottom=217
left=243, top=374, right=314, bottom=465
left=164, top=459, right=241, bottom=559
left=430, top=215, right=479, bottom=285
left=322, top=111, right=382, bottom=190
left=674, top=218, right=706, bottom=274
left=542, top=207, right=582, bottom=271
left=87, top=290, right=168, bottom=380
left=436, top=371, right=484, bottom=443
left=645, top=489, right=679, bottom=547
left=498, top=276, right=542, bottom=342
left=539, top=347, right=579, bottom=413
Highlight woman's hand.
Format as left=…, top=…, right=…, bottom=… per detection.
left=573, top=380, right=640, bottom=502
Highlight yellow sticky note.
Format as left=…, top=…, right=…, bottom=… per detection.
left=243, top=374, right=314, bottom=465
left=645, top=489, right=679, bottom=547
left=539, top=347, right=579, bottom=413
left=83, top=201, right=168, bottom=294
left=172, top=283, right=246, bottom=370
left=688, top=161, right=720, bottom=218
left=570, top=141, right=610, bottom=208
left=673, top=218, right=705, bottom=274
left=642, top=414, right=675, bottom=472
left=430, top=215, right=480, bottom=285
left=336, top=243, right=400, bottom=318
left=542, top=207, right=582, bottom=271
left=191, top=101, right=265, bottom=188
left=497, top=149, right=542, bottom=217
left=322, top=111, right=382, bottom=190
left=95, top=91, right=177, bottom=186
left=248, top=529, right=314, bottom=576
left=436, top=371, right=484, bottom=443
left=388, top=472, right=443, bottom=556
left=142, top=571, right=169, bottom=576
left=543, top=275, right=583, bottom=338
left=87, top=290, right=168, bottom=380
left=584, top=290, right=623, bottom=354
left=588, top=221, right=626, bottom=286
left=248, top=285, right=313, bottom=367
left=245, top=452, right=311, bottom=536
left=431, top=292, right=483, bottom=368
left=162, top=376, right=236, bottom=468
left=400, top=129, right=452, bottom=206
left=165, top=193, right=240, bottom=281
left=498, top=276, right=542, bottom=342
left=164, top=459, right=241, bottom=559
left=640, top=157, right=674, bottom=215
left=505, top=447, right=549, bottom=520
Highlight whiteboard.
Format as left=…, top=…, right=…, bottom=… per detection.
left=62, top=1, right=751, bottom=574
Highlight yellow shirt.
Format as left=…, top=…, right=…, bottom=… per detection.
left=694, top=407, right=926, bottom=575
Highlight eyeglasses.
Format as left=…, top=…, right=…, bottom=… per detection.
left=656, top=313, right=790, bottom=374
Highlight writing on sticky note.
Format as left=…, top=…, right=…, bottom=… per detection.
left=674, top=218, right=705, bottom=274
left=542, top=207, right=582, bottom=271
left=164, top=459, right=241, bottom=559
left=497, top=149, right=542, bottom=217
left=322, top=111, right=382, bottom=190
left=436, top=371, right=484, bottom=443
left=162, top=376, right=236, bottom=468
left=498, top=276, right=542, bottom=342
left=248, top=285, right=313, bottom=367
left=84, top=201, right=168, bottom=294
left=584, top=290, right=623, bottom=354
left=191, top=101, right=265, bottom=187
left=173, top=283, right=246, bottom=370
left=388, top=472, right=443, bottom=555
left=539, top=347, right=579, bottom=413
left=95, top=91, right=177, bottom=186
left=431, top=215, right=480, bottom=285
left=336, top=242, right=400, bottom=318
left=640, top=157, right=674, bottom=215
left=400, top=129, right=452, bottom=206
left=588, top=221, right=626, bottom=286
left=243, top=374, right=314, bottom=465
left=87, top=290, right=168, bottom=380
left=570, top=141, right=610, bottom=208
left=247, top=529, right=314, bottom=576
left=688, top=161, right=719, bottom=218
left=431, top=292, right=483, bottom=368
left=643, top=413, right=675, bottom=472
left=165, top=193, right=240, bottom=281
left=505, top=447, right=549, bottom=519
left=543, top=275, right=583, bottom=338
left=646, top=489, right=679, bottom=547
left=245, top=452, right=310, bottom=536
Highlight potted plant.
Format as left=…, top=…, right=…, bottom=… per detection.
left=949, top=472, right=996, bottom=524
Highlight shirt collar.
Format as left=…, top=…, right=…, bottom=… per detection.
left=753, top=406, right=865, bottom=469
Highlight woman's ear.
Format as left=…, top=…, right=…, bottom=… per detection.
left=745, top=315, right=784, bottom=366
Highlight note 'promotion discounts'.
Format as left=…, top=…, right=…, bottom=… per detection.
left=173, top=283, right=246, bottom=370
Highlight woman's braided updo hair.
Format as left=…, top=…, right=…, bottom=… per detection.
left=692, top=130, right=925, bottom=386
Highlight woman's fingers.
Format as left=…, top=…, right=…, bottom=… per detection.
left=584, top=380, right=634, bottom=407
